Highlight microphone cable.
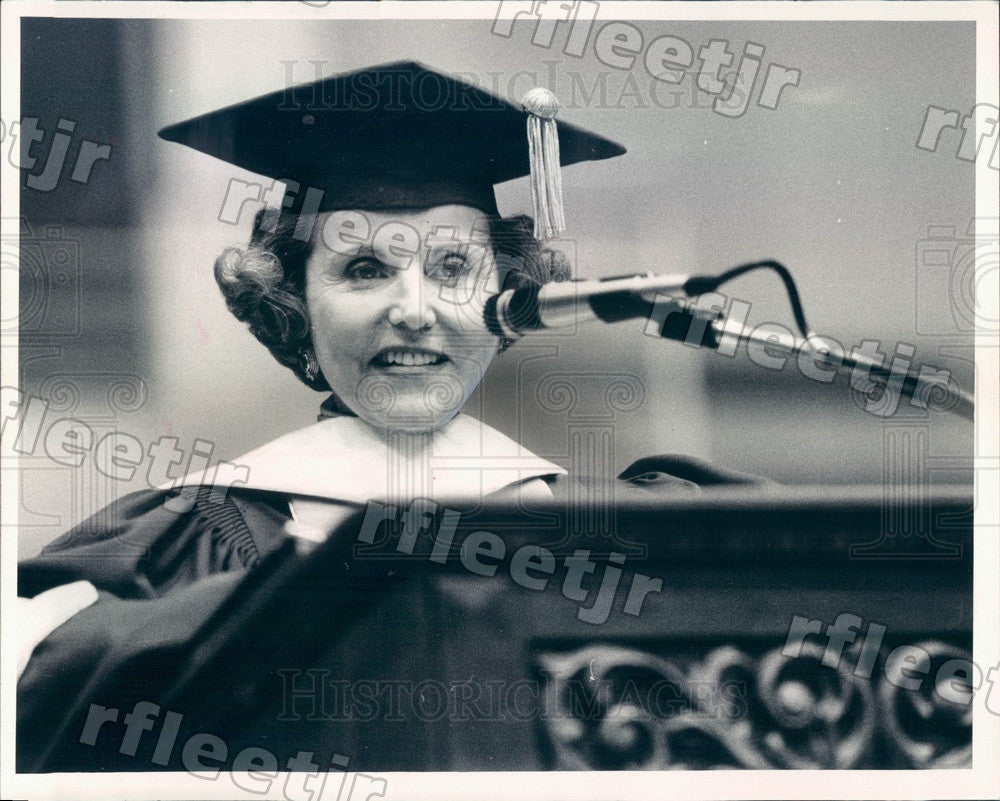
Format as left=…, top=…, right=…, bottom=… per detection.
left=683, top=259, right=811, bottom=338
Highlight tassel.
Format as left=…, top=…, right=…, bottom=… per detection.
left=522, top=87, right=565, bottom=241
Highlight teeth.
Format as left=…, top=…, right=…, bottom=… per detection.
left=380, top=350, right=442, bottom=366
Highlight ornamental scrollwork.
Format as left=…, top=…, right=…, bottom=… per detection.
left=537, top=639, right=971, bottom=769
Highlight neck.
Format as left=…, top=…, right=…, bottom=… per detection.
left=318, top=393, right=464, bottom=453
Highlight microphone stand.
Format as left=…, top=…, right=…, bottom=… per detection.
left=643, top=295, right=975, bottom=422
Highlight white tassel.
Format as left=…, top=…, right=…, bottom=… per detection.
left=522, top=87, right=565, bottom=241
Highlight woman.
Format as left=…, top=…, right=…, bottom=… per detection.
left=17, top=62, right=763, bottom=772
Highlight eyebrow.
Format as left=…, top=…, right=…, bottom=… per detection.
left=426, top=244, right=469, bottom=256
left=342, top=244, right=378, bottom=260
left=323, top=234, right=488, bottom=263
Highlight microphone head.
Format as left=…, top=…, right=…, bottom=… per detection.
left=483, top=285, right=545, bottom=340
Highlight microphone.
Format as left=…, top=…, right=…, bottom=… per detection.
left=484, top=272, right=709, bottom=340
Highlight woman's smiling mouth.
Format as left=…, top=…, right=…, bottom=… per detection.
left=370, top=347, right=450, bottom=370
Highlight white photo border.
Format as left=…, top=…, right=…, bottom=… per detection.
left=1, top=2, right=997, bottom=799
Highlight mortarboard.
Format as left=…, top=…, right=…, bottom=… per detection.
left=158, top=60, right=626, bottom=239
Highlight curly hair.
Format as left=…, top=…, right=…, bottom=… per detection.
left=214, top=210, right=571, bottom=390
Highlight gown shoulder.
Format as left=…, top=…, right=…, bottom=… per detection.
left=19, top=486, right=293, bottom=600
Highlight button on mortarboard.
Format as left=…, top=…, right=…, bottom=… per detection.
left=157, top=60, right=626, bottom=229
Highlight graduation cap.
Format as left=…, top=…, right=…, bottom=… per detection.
left=158, top=60, right=626, bottom=239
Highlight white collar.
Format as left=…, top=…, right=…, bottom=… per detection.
left=173, top=412, right=566, bottom=505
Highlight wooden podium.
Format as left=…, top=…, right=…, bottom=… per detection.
left=35, top=486, right=973, bottom=772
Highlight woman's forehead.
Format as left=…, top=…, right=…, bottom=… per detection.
left=315, top=205, right=490, bottom=241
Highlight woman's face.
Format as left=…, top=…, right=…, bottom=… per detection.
left=305, top=205, right=502, bottom=433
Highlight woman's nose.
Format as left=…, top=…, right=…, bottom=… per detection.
left=387, top=268, right=437, bottom=331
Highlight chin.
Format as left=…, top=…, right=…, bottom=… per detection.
left=350, top=375, right=469, bottom=434
left=355, top=399, right=464, bottom=434
left=361, top=412, right=458, bottom=435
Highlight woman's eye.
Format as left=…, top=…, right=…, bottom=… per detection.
left=425, top=252, right=468, bottom=281
left=345, top=258, right=390, bottom=281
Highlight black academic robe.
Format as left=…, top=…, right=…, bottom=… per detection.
left=17, top=455, right=764, bottom=773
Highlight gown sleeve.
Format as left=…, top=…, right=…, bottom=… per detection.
left=548, top=453, right=773, bottom=501
left=16, top=487, right=293, bottom=772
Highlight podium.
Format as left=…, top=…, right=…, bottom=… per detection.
left=30, top=486, right=973, bottom=771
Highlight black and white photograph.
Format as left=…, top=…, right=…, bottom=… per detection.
left=2, top=1, right=998, bottom=799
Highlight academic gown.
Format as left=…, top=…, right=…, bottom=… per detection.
left=16, top=410, right=765, bottom=773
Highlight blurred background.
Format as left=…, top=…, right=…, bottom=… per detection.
left=15, top=16, right=978, bottom=557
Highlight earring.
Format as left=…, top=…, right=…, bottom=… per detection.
left=300, top=348, right=320, bottom=382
